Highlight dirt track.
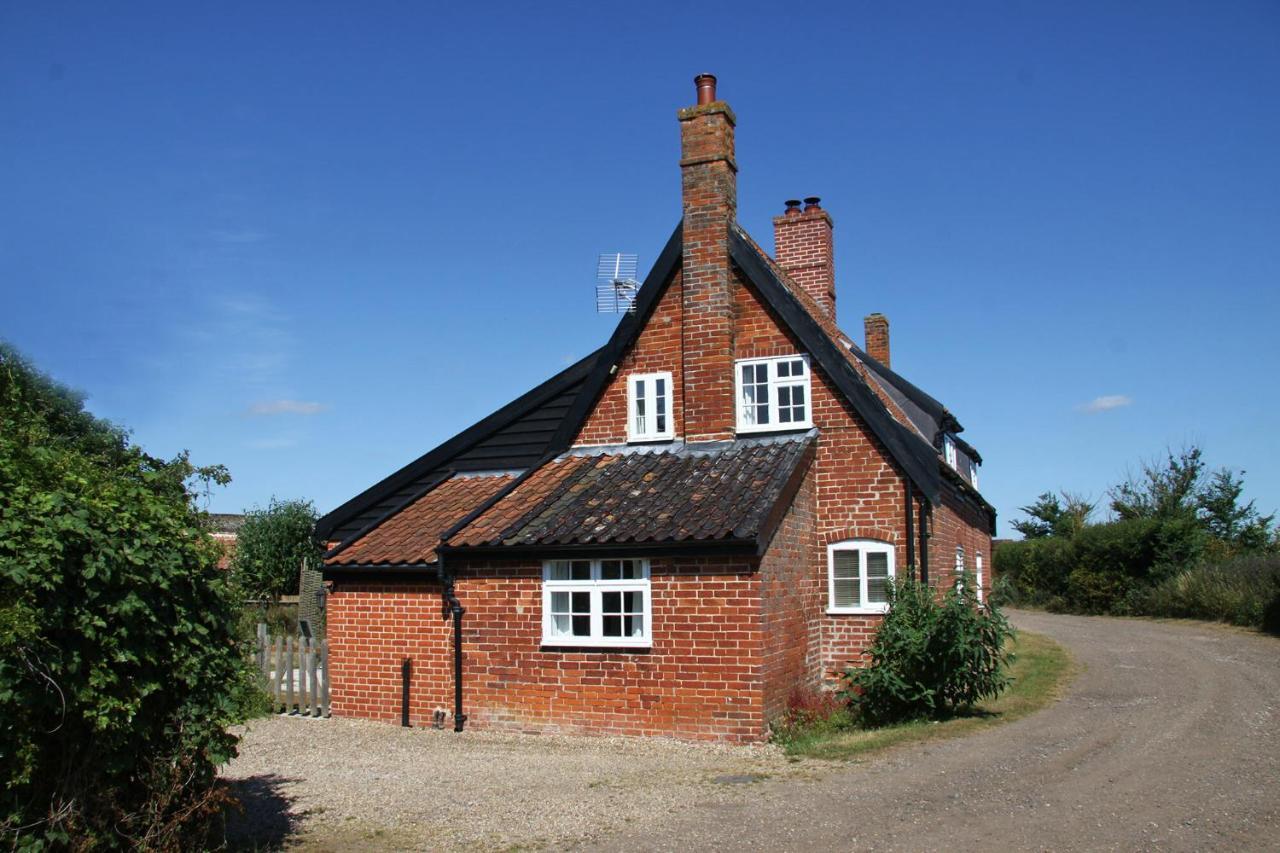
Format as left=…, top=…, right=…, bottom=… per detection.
left=587, top=611, right=1280, bottom=852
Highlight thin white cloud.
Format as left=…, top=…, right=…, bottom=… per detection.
left=247, top=437, right=298, bottom=450
left=247, top=400, right=328, bottom=416
left=1080, top=394, right=1133, bottom=413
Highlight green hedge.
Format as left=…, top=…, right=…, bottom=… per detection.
left=994, top=517, right=1205, bottom=614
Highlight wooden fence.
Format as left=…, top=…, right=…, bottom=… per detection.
left=256, top=624, right=330, bottom=717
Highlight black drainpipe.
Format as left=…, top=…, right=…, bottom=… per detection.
left=904, top=480, right=916, bottom=579
left=438, top=552, right=467, bottom=732
left=918, top=498, right=931, bottom=586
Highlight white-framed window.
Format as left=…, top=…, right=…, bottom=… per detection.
left=627, top=372, right=674, bottom=442
left=954, top=545, right=966, bottom=590
left=541, top=558, right=652, bottom=648
left=735, top=354, right=812, bottom=433
left=975, top=552, right=985, bottom=602
left=943, top=435, right=958, bottom=469
left=827, top=540, right=895, bottom=614
left=968, top=458, right=980, bottom=489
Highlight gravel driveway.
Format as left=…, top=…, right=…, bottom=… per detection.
left=223, top=611, right=1280, bottom=851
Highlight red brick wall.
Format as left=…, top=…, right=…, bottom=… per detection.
left=759, top=466, right=822, bottom=722
left=326, top=580, right=454, bottom=724
left=929, top=481, right=994, bottom=600
left=574, top=271, right=685, bottom=447
left=327, top=555, right=770, bottom=743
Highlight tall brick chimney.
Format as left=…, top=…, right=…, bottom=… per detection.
left=864, top=313, right=890, bottom=367
left=773, top=196, right=835, bottom=318
left=678, top=73, right=737, bottom=441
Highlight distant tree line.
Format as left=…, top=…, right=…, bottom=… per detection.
left=995, top=446, right=1279, bottom=633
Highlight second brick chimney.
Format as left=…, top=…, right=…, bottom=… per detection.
left=678, top=73, right=737, bottom=441
left=864, top=313, right=890, bottom=367
left=773, top=197, right=835, bottom=319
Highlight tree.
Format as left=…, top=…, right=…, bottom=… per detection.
left=1109, top=446, right=1205, bottom=522
left=1197, top=468, right=1276, bottom=552
left=232, top=498, right=323, bottom=601
left=0, top=343, right=255, bottom=848
left=1011, top=491, right=1095, bottom=539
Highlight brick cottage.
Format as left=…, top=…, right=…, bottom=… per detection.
left=317, top=75, right=995, bottom=743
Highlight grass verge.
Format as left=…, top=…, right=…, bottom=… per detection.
left=780, top=630, right=1075, bottom=761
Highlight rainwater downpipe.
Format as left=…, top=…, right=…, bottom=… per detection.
left=918, top=498, right=931, bottom=586
left=904, top=480, right=916, bottom=579
left=438, top=552, right=467, bottom=732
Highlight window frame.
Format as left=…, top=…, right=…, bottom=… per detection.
left=943, top=435, right=958, bottom=469
left=968, top=458, right=980, bottom=489
left=826, top=540, right=896, bottom=615
left=734, top=354, right=814, bottom=434
left=627, top=372, right=675, bottom=442
left=975, top=552, right=985, bottom=602
left=541, top=558, right=653, bottom=649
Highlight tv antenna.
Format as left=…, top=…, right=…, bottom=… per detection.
left=595, top=252, right=639, bottom=314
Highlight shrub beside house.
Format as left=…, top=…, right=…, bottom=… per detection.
left=315, top=75, right=996, bottom=743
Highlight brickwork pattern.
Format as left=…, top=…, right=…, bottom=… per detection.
left=679, top=102, right=737, bottom=442
left=773, top=207, right=835, bottom=318
left=327, top=556, right=769, bottom=742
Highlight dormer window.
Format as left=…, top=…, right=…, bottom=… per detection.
left=968, top=458, right=980, bottom=489
left=943, top=435, right=958, bottom=469
left=628, top=372, right=674, bottom=442
left=735, top=355, right=812, bottom=433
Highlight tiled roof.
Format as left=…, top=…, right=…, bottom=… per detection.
left=325, top=473, right=516, bottom=566
left=447, top=436, right=815, bottom=549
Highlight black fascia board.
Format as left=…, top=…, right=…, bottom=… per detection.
left=728, top=228, right=942, bottom=503
left=322, top=563, right=442, bottom=582
left=546, top=222, right=684, bottom=454
left=314, top=347, right=601, bottom=540
left=436, top=537, right=760, bottom=560
left=323, top=469, right=454, bottom=560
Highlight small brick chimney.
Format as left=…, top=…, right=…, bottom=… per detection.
left=864, top=313, right=890, bottom=367
left=773, top=196, right=835, bottom=319
left=678, top=73, right=737, bottom=441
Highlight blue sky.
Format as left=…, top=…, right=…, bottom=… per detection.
left=3, top=2, right=1278, bottom=533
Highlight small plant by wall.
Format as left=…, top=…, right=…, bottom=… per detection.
left=841, top=576, right=1014, bottom=727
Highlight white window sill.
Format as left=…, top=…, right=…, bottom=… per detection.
left=540, top=637, right=652, bottom=650
left=627, top=434, right=675, bottom=444
left=827, top=607, right=889, bottom=616
left=735, top=422, right=813, bottom=435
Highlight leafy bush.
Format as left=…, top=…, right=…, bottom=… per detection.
left=1135, top=554, right=1280, bottom=633
left=0, top=344, right=256, bottom=849
left=842, top=577, right=1014, bottom=727
left=232, top=498, right=323, bottom=601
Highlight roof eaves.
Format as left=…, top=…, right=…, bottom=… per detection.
left=323, top=469, right=454, bottom=561
left=851, top=342, right=964, bottom=435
